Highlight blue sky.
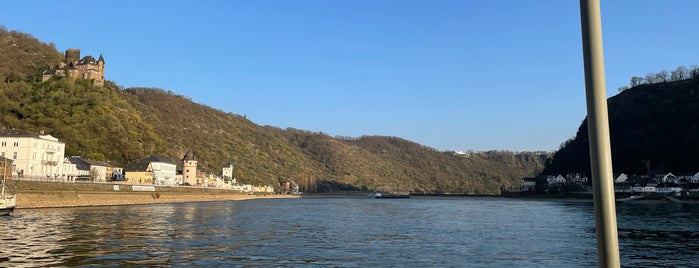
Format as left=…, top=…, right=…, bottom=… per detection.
left=2, top=1, right=698, bottom=152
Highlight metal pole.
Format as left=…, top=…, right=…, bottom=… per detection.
left=579, top=0, right=620, bottom=267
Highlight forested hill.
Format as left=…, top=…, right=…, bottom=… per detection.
left=543, top=76, right=699, bottom=176
left=0, top=27, right=547, bottom=194
left=0, top=26, right=62, bottom=83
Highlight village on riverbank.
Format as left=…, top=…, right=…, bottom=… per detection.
left=505, top=172, right=699, bottom=203
left=0, top=128, right=300, bottom=209
left=1, top=48, right=299, bottom=201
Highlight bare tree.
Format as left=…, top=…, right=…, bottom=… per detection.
left=630, top=76, right=644, bottom=87
left=655, top=70, right=669, bottom=82
left=690, top=65, right=699, bottom=78
left=671, top=66, right=688, bottom=81
left=645, top=73, right=656, bottom=84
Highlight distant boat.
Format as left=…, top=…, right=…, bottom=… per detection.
left=615, top=195, right=644, bottom=203
left=373, top=192, right=410, bottom=199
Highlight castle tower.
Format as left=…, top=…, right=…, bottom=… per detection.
left=182, top=150, right=198, bottom=186
left=95, top=54, right=105, bottom=87
left=98, top=54, right=105, bottom=72
left=64, top=49, right=80, bottom=65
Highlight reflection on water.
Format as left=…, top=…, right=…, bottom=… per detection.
left=0, top=198, right=698, bottom=267
left=615, top=203, right=699, bottom=267
left=0, top=210, right=72, bottom=267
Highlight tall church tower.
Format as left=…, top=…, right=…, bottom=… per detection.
left=182, top=150, right=198, bottom=186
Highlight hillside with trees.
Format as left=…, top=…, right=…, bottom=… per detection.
left=0, top=27, right=546, bottom=194
left=0, top=26, right=62, bottom=83
left=544, top=70, right=699, bottom=176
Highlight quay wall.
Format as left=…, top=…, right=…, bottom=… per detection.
left=5, top=179, right=297, bottom=209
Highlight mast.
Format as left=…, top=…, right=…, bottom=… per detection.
left=1, top=158, right=6, bottom=197
left=579, top=0, right=620, bottom=266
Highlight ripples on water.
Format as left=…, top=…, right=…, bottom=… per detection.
left=0, top=197, right=697, bottom=267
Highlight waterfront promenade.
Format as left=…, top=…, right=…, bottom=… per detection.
left=6, top=179, right=298, bottom=209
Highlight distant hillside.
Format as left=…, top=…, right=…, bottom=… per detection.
left=544, top=77, right=699, bottom=175
left=0, top=27, right=62, bottom=82
left=0, top=27, right=546, bottom=193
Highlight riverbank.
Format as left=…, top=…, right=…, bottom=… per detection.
left=6, top=179, right=298, bottom=209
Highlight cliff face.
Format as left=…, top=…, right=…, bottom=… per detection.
left=0, top=28, right=546, bottom=194
left=544, top=77, right=699, bottom=176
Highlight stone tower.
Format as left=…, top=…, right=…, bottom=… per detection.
left=182, top=150, right=198, bottom=186
left=64, top=48, right=80, bottom=65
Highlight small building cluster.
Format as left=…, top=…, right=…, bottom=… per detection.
left=611, top=173, right=699, bottom=196
left=0, top=129, right=277, bottom=194
left=519, top=172, right=699, bottom=196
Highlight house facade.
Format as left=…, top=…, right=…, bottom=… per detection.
left=141, top=156, right=176, bottom=186
left=520, top=178, right=536, bottom=191
left=66, top=156, right=91, bottom=180
left=66, top=156, right=113, bottom=182
left=61, top=157, right=79, bottom=181
left=0, top=129, right=65, bottom=179
left=124, top=161, right=153, bottom=184
left=546, top=175, right=566, bottom=186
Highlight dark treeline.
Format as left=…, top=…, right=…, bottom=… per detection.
left=545, top=73, right=699, bottom=176
left=618, top=65, right=699, bottom=92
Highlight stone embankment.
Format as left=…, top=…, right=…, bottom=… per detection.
left=6, top=179, right=298, bottom=209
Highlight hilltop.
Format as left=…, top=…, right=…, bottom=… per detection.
left=544, top=75, right=699, bottom=176
left=0, top=27, right=546, bottom=193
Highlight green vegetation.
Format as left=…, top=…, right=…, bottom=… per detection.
left=545, top=75, right=699, bottom=176
left=0, top=27, right=546, bottom=193
left=0, top=26, right=62, bottom=83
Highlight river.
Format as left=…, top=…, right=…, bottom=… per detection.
left=1, top=197, right=698, bottom=267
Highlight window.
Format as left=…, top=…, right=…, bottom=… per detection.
left=13, top=152, right=17, bottom=159
left=13, top=142, right=19, bottom=147
left=1, top=142, right=5, bottom=146
left=32, top=152, right=37, bottom=160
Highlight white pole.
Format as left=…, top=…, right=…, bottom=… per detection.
left=579, top=0, right=620, bottom=267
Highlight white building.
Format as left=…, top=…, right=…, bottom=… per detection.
left=0, top=129, right=65, bottom=179
left=222, top=162, right=237, bottom=184
left=614, top=173, right=629, bottom=183
left=61, top=157, right=80, bottom=181
left=546, top=175, right=566, bottom=185
left=656, top=184, right=682, bottom=196
left=142, top=156, right=177, bottom=186
left=66, top=156, right=113, bottom=182
left=223, top=162, right=233, bottom=178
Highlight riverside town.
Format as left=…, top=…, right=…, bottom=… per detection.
left=0, top=128, right=298, bottom=195
left=509, top=172, right=699, bottom=202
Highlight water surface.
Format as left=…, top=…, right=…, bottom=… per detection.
left=1, top=197, right=697, bottom=267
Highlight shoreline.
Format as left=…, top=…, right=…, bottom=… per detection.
left=6, top=179, right=299, bottom=210
left=15, top=191, right=299, bottom=209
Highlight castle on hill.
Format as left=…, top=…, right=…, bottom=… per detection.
left=42, top=49, right=105, bottom=87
